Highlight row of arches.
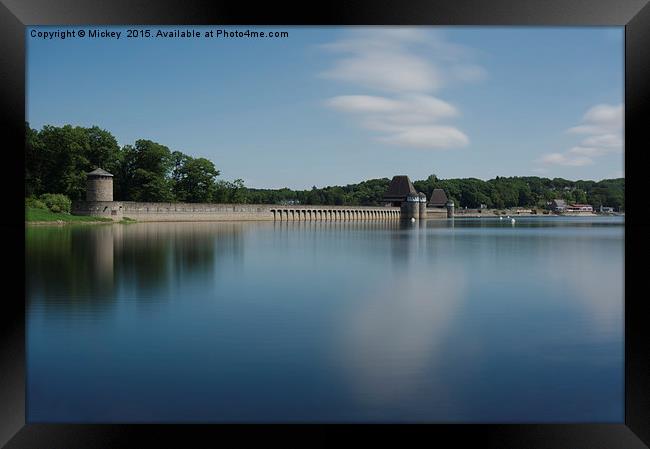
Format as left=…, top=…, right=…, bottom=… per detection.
left=270, top=208, right=401, bottom=221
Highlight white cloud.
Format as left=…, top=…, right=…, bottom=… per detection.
left=538, top=152, right=594, bottom=167
left=320, top=29, right=484, bottom=150
left=326, top=95, right=403, bottom=113
left=583, top=103, right=623, bottom=125
left=581, top=133, right=622, bottom=148
left=565, top=103, right=623, bottom=151
left=376, top=124, right=469, bottom=149
left=322, top=52, right=443, bottom=93
left=537, top=103, right=623, bottom=169
left=567, top=143, right=622, bottom=158
left=326, top=94, right=458, bottom=120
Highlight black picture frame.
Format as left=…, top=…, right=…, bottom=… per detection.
left=2, top=1, right=648, bottom=447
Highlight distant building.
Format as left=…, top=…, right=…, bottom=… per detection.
left=428, top=188, right=449, bottom=208
left=565, top=203, right=593, bottom=213
left=600, top=205, right=615, bottom=213
left=382, top=175, right=418, bottom=207
left=549, top=199, right=566, bottom=212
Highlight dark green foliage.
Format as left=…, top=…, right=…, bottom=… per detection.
left=84, top=126, right=122, bottom=174
left=25, top=124, right=43, bottom=197
left=117, top=140, right=175, bottom=201
left=172, top=156, right=220, bottom=202
left=244, top=178, right=392, bottom=206
left=39, top=193, right=72, bottom=214
left=25, top=196, right=47, bottom=210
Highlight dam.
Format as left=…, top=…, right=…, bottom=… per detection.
left=72, top=170, right=453, bottom=222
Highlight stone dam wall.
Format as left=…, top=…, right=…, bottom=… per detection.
left=72, top=201, right=450, bottom=222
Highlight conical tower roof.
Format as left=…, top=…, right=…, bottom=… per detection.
left=87, top=168, right=114, bottom=177
left=382, top=175, right=417, bottom=202
left=428, top=188, right=448, bottom=207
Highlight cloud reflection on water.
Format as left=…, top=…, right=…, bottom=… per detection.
left=336, top=262, right=467, bottom=408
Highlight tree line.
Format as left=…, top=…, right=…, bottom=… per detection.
left=25, top=123, right=624, bottom=210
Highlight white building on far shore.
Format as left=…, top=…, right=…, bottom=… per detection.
left=565, top=203, right=593, bottom=213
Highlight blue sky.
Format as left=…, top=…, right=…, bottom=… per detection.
left=27, top=26, right=624, bottom=189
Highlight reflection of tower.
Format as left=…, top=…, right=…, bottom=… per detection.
left=391, top=219, right=421, bottom=271
left=418, top=192, right=427, bottom=220
left=92, top=225, right=115, bottom=285
left=86, top=168, right=114, bottom=201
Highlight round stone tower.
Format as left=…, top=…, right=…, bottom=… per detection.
left=418, top=192, right=427, bottom=219
left=86, top=168, right=114, bottom=202
left=401, top=193, right=420, bottom=220
left=446, top=200, right=455, bottom=219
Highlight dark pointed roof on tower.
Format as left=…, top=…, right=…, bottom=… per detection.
left=87, top=168, right=113, bottom=177
left=382, top=175, right=417, bottom=202
left=428, top=188, right=449, bottom=207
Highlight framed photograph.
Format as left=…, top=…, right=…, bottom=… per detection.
left=2, top=0, right=649, bottom=447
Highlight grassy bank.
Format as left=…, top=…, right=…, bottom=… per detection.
left=26, top=206, right=113, bottom=223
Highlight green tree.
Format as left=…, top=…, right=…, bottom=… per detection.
left=36, top=124, right=90, bottom=200
left=25, top=123, right=44, bottom=197
left=85, top=126, right=121, bottom=174
left=172, top=157, right=220, bottom=202
left=573, top=189, right=587, bottom=204
left=118, top=139, right=174, bottom=201
left=230, top=179, right=248, bottom=203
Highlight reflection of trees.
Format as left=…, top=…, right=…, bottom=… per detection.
left=26, top=223, right=246, bottom=315
left=26, top=225, right=118, bottom=315
left=170, top=223, right=243, bottom=278
left=113, top=223, right=245, bottom=301
left=113, top=224, right=173, bottom=295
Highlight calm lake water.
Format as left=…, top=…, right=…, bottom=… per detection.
left=26, top=216, right=624, bottom=423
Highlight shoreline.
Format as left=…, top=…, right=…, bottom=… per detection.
left=453, top=208, right=623, bottom=218
left=26, top=220, right=115, bottom=226
left=25, top=212, right=623, bottom=226
left=454, top=213, right=604, bottom=218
